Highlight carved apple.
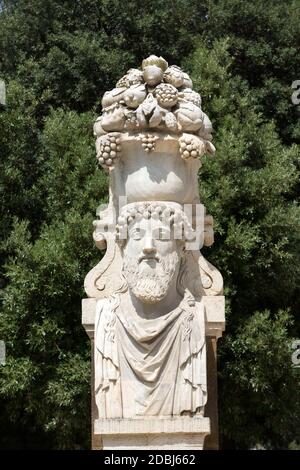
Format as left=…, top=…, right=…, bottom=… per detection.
left=143, top=65, right=163, bottom=86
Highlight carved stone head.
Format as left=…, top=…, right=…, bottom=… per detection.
left=116, top=202, right=195, bottom=304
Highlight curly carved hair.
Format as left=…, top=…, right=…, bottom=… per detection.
left=115, top=201, right=196, bottom=246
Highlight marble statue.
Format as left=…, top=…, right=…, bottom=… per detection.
left=82, top=55, right=225, bottom=450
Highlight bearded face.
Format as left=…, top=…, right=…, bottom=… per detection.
left=123, top=250, right=180, bottom=304
left=122, top=217, right=182, bottom=304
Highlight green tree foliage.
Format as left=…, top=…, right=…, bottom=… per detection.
left=0, top=0, right=299, bottom=449
left=0, top=110, right=105, bottom=448
left=204, top=0, right=300, bottom=143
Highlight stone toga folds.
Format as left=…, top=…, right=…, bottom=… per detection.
left=95, top=293, right=207, bottom=418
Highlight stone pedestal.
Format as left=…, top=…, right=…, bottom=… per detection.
left=95, top=417, right=210, bottom=450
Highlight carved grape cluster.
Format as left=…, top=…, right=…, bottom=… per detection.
left=179, top=134, right=204, bottom=161
left=141, top=134, right=158, bottom=153
left=154, top=83, right=178, bottom=108
left=97, top=133, right=121, bottom=169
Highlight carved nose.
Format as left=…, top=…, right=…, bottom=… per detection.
left=143, top=237, right=156, bottom=254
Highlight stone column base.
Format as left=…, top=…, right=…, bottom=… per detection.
left=94, top=417, right=210, bottom=450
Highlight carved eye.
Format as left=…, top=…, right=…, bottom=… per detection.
left=129, top=227, right=143, bottom=240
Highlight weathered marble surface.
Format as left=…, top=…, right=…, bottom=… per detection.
left=82, top=55, right=225, bottom=450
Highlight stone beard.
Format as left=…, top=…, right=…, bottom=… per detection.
left=122, top=250, right=179, bottom=304
left=94, top=203, right=207, bottom=419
